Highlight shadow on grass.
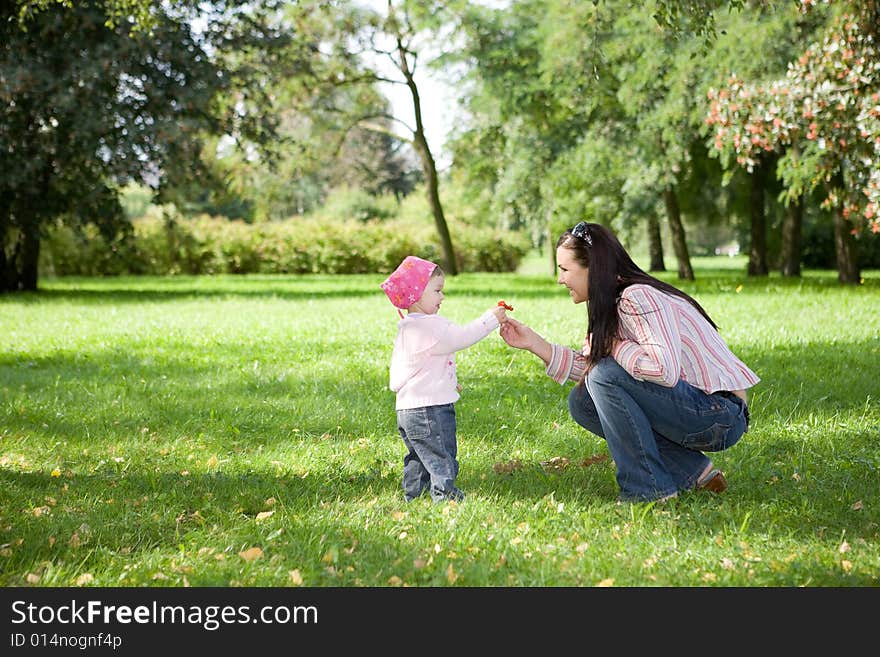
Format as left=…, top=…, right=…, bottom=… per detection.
left=5, top=269, right=877, bottom=306
left=1, top=333, right=876, bottom=445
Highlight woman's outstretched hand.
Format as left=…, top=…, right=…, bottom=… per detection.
left=500, top=316, right=553, bottom=364
left=499, top=317, right=537, bottom=350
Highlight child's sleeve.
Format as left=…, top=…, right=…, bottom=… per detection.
left=429, top=311, right=500, bottom=354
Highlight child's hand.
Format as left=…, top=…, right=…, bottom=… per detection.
left=491, top=306, right=508, bottom=324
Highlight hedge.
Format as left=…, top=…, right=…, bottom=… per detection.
left=39, top=216, right=531, bottom=277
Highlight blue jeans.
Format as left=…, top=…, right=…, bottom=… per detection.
left=568, top=357, right=749, bottom=502
left=396, top=403, right=464, bottom=502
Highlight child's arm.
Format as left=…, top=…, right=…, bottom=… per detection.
left=429, top=307, right=505, bottom=354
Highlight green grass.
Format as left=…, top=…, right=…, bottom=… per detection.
left=1, top=261, right=879, bottom=587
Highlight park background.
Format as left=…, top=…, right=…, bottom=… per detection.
left=1, top=0, right=878, bottom=588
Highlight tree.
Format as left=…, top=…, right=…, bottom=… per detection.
left=450, top=0, right=614, bottom=266
left=706, top=4, right=879, bottom=283
left=1, top=1, right=287, bottom=291
left=280, top=1, right=461, bottom=274
left=177, top=79, right=421, bottom=222
left=661, top=0, right=878, bottom=282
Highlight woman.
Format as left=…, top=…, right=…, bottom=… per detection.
left=499, top=222, right=759, bottom=502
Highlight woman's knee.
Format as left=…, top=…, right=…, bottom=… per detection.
left=567, top=383, right=587, bottom=418
left=567, top=382, right=602, bottom=435
left=585, top=357, right=624, bottom=391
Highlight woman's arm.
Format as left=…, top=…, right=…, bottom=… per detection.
left=499, top=317, right=553, bottom=363
left=500, top=318, right=588, bottom=384
left=612, top=286, right=681, bottom=387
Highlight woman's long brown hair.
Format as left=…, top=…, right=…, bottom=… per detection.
left=557, top=223, right=717, bottom=366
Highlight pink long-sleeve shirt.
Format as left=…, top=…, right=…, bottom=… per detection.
left=389, top=311, right=500, bottom=410
left=546, top=284, right=760, bottom=393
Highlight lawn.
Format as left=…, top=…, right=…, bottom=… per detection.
left=1, top=259, right=878, bottom=587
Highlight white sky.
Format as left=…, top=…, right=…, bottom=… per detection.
left=359, top=0, right=479, bottom=170
left=380, top=67, right=455, bottom=169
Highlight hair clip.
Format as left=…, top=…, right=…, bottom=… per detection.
left=571, top=221, right=593, bottom=246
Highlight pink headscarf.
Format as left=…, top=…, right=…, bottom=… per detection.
left=381, top=255, right=438, bottom=317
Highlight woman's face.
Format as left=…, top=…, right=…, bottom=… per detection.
left=556, top=245, right=588, bottom=304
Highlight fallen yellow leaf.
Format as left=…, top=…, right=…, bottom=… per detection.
left=255, top=510, right=274, bottom=521
left=289, top=569, right=303, bottom=586
left=580, top=454, right=608, bottom=467
left=540, top=456, right=569, bottom=471
left=76, top=573, right=94, bottom=586
left=492, top=459, right=524, bottom=475
left=239, top=547, right=263, bottom=562
left=446, top=563, right=457, bottom=585
left=596, top=578, right=614, bottom=587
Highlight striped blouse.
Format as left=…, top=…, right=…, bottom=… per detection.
left=545, top=283, right=760, bottom=393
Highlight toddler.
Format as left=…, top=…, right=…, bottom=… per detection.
left=381, top=255, right=507, bottom=502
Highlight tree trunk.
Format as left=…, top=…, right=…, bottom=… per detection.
left=647, top=214, right=665, bottom=272
left=0, top=199, right=14, bottom=292
left=416, top=135, right=457, bottom=275
left=663, top=186, right=693, bottom=280
left=20, top=229, right=39, bottom=291
left=397, top=37, right=457, bottom=275
left=0, top=226, right=9, bottom=293
left=829, top=176, right=861, bottom=284
left=748, top=160, right=769, bottom=276
left=780, top=195, right=803, bottom=277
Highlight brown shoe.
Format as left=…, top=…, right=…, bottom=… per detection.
left=696, top=469, right=727, bottom=493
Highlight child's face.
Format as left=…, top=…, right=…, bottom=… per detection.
left=414, top=274, right=445, bottom=314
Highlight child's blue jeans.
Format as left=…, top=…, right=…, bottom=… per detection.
left=568, top=357, right=750, bottom=502
left=396, top=403, right=464, bottom=502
